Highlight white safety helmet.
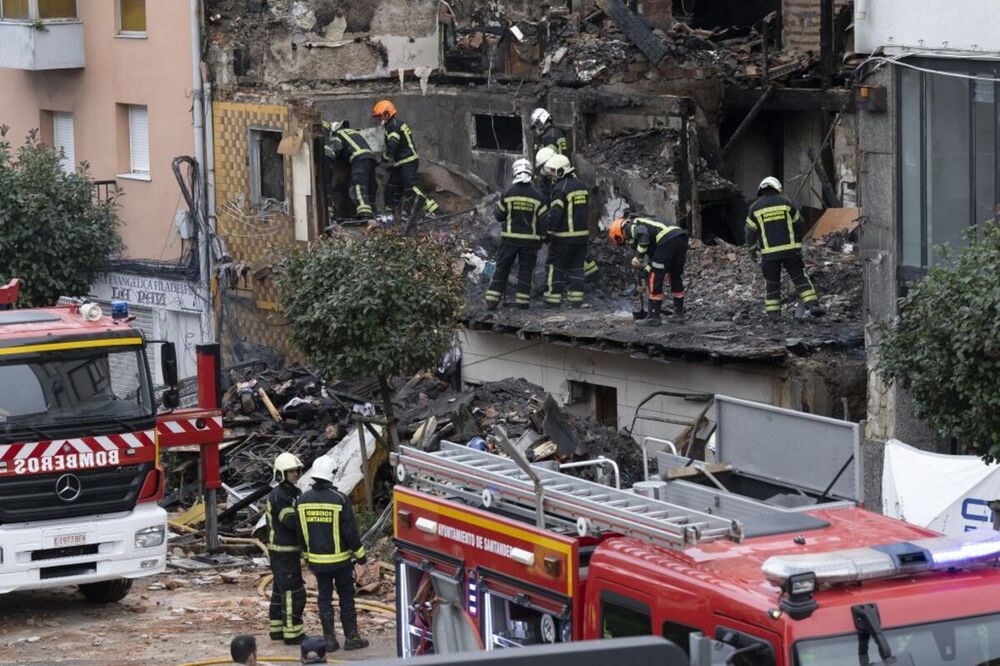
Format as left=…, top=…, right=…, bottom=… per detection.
left=310, top=456, right=337, bottom=484
left=273, top=452, right=304, bottom=484
left=530, top=108, right=551, bottom=132
left=757, top=176, right=783, bottom=195
left=512, top=158, right=533, bottom=184
left=544, top=153, right=573, bottom=179
left=534, top=146, right=556, bottom=172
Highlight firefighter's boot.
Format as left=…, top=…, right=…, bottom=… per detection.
left=809, top=303, right=826, bottom=318
left=321, top=613, right=341, bottom=653
left=637, top=299, right=662, bottom=327
left=672, top=297, right=686, bottom=323
left=342, top=613, right=370, bottom=651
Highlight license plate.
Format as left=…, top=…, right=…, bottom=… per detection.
left=54, top=533, right=86, bottom=547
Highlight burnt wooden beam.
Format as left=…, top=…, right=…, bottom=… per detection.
left=723, top=86, right=852, bottom=113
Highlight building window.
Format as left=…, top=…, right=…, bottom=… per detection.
left=38, top=0, right=76, bottom=18
left=126, top=105, right=150, bottom=177
left=1, top=0, right=31, bottom=19
left=53, top=111, right=75, bottom=175
left=899, top=58, right=999, bottom=270
left=567, top=380, right=618, bottom=427
left=119, top=0, right=146, bottom=34
left=474, top=114, right=523, bottom=152
left=249, top=129, right=286, bottom=208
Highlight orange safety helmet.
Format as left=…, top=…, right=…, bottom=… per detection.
left=609, top=218, right=628, bottom=246
left=372, top=99, right=397, bottom=121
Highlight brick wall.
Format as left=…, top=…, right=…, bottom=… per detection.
left=782, top=0, right=850, bottom=54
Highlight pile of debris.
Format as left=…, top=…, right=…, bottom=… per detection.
left=580, top=129, right=681, bottom=181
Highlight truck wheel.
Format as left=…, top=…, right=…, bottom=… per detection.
left=79, top=578, right=133, bottom=603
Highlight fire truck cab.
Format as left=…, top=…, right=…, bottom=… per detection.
left=391, top=397, right=1000, bottom=665
left=0, top=285, right=220, bottom=603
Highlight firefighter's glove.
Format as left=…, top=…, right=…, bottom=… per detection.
left=750, top=250, right=760, bottom=264
left=355, top=555, right=368, bottom=565
left=630, top=256, right=643, bottom=269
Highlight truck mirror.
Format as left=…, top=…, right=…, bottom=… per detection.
left=160, top=342, right=179, bottom=388
left=161, top=388, right=180, bottom=410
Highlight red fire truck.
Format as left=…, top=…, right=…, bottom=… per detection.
left=391, top=398, right=1000, bottom=665
left=0, top=280, right=223, bottom=602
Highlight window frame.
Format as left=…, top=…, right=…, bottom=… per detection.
left=599, top=590, right=652, bottom=639
left=52, top=111, right=75, bottom=175
left=248, top=127, right=287, bottom=209
left=1, top=0, right=77, bottom=21
left=116, top=0, right=146, bottom=37
left=119, top=104, right=151, bottom=181
left=896, top=57, right=1000, bottom=279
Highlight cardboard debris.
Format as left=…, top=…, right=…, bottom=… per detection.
left=808, top=208, right=861, bottom=240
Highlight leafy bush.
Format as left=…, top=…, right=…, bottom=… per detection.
left=879, top=223, right=1000, bottom=462
left=278, top=229, right=465, bottom=446
left=0, top=127, right=122, bottom=306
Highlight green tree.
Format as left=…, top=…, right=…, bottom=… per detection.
left=278, top=230, right=465, bottom=448
left=879, top=223, right=1000, bottom=462
left=0, top=127, right=123, bottom=306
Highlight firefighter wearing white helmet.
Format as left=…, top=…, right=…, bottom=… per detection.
left=530, top=107, right=568, bottom=157
left=266, top=452, right=307, bottom=645
left=297, top=455, right=368, bottom=652
left=534, top=148, right=600, bottom=282
left=541, top=153, right=590, bottom=308
left=486, top=158, right=547, bottom=311
left=746, top=176, right=824, bottom=319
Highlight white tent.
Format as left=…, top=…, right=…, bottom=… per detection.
left=882, top=439, right=1000, bottom=535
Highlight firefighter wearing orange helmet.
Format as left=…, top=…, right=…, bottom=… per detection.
left=372, top=99, right=438, bottom=218
left=610, top=216, right=689, bottom=325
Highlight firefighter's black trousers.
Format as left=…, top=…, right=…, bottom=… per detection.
left=312, top=563, right=357, bottom=623
left=387, top=162, right=438, bottom=214
left=348, top=159, right=377, bottom=218
left=269, top=551, right=306, bottom=641
left=761, top=254, right=818, bottom=313
left=647, top=234, right=688, bottom=301
left=487, top=241, right=540, bottom=307
left=545, top=240, right=587, bottom=306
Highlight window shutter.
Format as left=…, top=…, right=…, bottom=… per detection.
left=128, top=105, right=150, bottom=175
left=53, top=112, right=75, bottom=174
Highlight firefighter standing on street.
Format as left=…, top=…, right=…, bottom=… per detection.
left=297, top=457, right=369, bottom=653
left=745, top=177, right=824, bottom=319
left=609, top=216, right=689, bottom=326
left=531, top=108, right=568, bottom=156
left=266, top=453, right=307, bottom=645
left=542, top=153, right=590, bottom=308
left=485, top=158, right=546, bottom=310
left=323, top=121, right=377, bottom=219
left=372, top=99, right=438, bottom=217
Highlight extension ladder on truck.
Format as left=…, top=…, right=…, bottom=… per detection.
left=392, top=442, right=744, bottom=549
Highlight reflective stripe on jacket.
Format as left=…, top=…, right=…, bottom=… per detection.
left=334, top=128, right=374, bottom=163
left=495, top=182, right=547, bottom=243
left=537, top=126, right=568, bottom=156
left=629, top=217, right=685, bottom=256
left=746, top=194, right=804, bottom=258
left=544, top=176, right=590, bottom=242
left=265, top=482, right=301, bottom=553
left=384, top=117, right=419, bottom=167
left=297, top=482, right=365, bottom=568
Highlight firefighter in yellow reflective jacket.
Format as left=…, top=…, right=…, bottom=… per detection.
left=373, top=99, right=438, bottom=217
left=542, top=154, right=590, bottom=308
left=534, top=147, right=599, bottom=284
left=266, top=453, right=307, bottom=645
left=745, top=177, right=824, bottom=319
left=486, top=158, right=546, bottom=310
left=609, top=216, right=689, bottom=325
left=297, top=457, right=368, bottom=652
left=323, top=120, right=376, bottom=219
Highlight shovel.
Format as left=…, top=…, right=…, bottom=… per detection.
left=632, top=271, right=647, bottom=320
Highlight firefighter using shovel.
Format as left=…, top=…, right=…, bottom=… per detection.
left=609, top=216, right=689, bottom=326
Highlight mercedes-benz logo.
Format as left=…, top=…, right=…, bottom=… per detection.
left=55, top=474, right=82, bottom=503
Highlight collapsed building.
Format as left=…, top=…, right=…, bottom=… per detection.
left=203, top=0, right=867, bottom=477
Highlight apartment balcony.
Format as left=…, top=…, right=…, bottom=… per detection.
left=0, top=0, right=84, bottom=70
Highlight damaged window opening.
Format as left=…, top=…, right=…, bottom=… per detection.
left=474, top=114, right=523, bottom=152
left=249, top=129, right=286, bottom=208
left=567, top=381, right=619, bottom=428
